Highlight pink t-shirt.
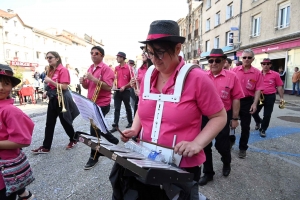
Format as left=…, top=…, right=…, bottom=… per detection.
left=207, top=69, right=245, bottom=111
left=48, top=64, right=70, bottom=89
left=85, top=62, right=114, bottom=106
left=232, top=65, right=264, bottom=97
left=114, top=64, right=132, bottom=88
left=138, top=58, right=224, bottom=168
left=0, top=99, right=34, bottom=190
left=137, top=64, right=148, bottom=86
left=262, top=70, right=283, bottom=94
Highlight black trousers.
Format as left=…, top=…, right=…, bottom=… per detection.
left=239, top=97, right=254, bottom=151
left=43, top=97, right=76, bottom=149
left=76, top=84, right=81, bottom=95
left=113, top=90, right=133, bottom=126
left=201, top=110, right=231, bottom=176
left=0, top=187, right=25, bottom=200
left=252, top=93, right=276, bottom=131
left=133, top=96, right=139, bottom=116
left=90, top=105, right=119, bottom=159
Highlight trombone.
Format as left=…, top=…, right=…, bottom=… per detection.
left=259, top=92, right=264, bottom=105
left=279, top=100, right=286, bottom=109
left=56, top=80, right=67, bottom=112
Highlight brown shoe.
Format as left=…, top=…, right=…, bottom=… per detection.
left=31, top=146, right=50, bottom=154
left=66, top=141, right=77, bottom=149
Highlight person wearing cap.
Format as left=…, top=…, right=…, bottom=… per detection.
left=0, top=64, right=36, bottom=200
left=252, top=58, right=284, bottom=137
left=110, top=52, right=133, bottom=133
left=80, top=46, right=119, bottom=170
left=199, top=49, right=244, bottom=186
left=232, top=49, right=264, bottom=158
left=32, top=51, right=80, bottom=154
left=130, top=46, right=153, bottom=115
left=111, top=20, right=226, bottom=199
left=223, top=58, right=232, bottom=70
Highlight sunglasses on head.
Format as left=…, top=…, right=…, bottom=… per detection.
left=90, top=52, right=102, bottom=56
left=45, top=56, right=54, bottom=60
left=242, top=56, right=253, bottom=60
left=208, top=58, right=222, bottom=64
left=261, top=63, right=271, bottom=65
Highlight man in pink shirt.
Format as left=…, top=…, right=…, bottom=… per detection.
left=110, top=52, right=133, bottom=133
left=252, top=58, right=284, bottom=137
left=199, top=49, right=244, bottom=186
left=80, top=46, right=119, bottom=170
left=232, top=49, right=264, bottom=158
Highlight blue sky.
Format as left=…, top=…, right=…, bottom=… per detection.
left=0, top=0, right=188, bottom=59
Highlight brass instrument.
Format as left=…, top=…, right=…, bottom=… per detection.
left=259, top=93, right=264, bottom=105
left=56, top=80, right=67, bottom=112
left=91, top=80, right=103, bottom=102
left=279, top=100, right=286, bottom=109
left=112, top=71, right=118, bottom=90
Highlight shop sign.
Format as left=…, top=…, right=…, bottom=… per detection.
left=10, top=60, right=39, bottom=67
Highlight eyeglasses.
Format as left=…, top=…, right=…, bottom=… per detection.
left=90, top=52, right=102, bottom=56
left=242, top=56, right=253, bottom=60
left=261, top=63, right=271, bottom=65
left=46, top=56, right=54, bottom=60
left=145, top=50, right=166, bottom=60
left=208, top=59, right=222, bottom=64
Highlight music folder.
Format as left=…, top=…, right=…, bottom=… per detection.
left=71, top=92, right=109, bottom=134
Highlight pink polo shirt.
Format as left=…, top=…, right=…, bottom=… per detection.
left=85, top=62, right=114, bottom=106
left=0, top=99, right=34, bottom=190
left=231, top=65, right=264, bottom=97
left=48, top=64, right=70, bottom=89
left=114, top=64, right=132, bottom=88
left=138, top=58, right=224, bottom=168
left=262, top=70, right=283, bottom=94
left=137, top=64, right=148, bottom=86
left=207, top=69, right=245, bottom=111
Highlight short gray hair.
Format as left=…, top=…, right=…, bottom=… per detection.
left=242, top=49, right=255, bottom=57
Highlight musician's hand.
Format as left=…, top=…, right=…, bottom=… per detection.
left=42, top=92, right=47, bottom=99
left=44, top=77, right=52, bottom=84
left=85, top=72, right=95, bottom=81
left=121, top=129, right=137, bottom=142
left=135, top=88, right=140, bottom=96
left=230, top=120, right=239, bottom=129
left=249, top=103, right=257, bottom=114
left=120, top=86, right=125, bottom=92
left=130, top=78, right=136, bottom=88
left=174, top=141, right=201, bottom=157
left=79, top=77, right=85, bottom=84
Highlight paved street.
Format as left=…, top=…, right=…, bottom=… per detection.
left=17, top=94, right=300, bottom=200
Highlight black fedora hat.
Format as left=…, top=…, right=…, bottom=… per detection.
left=128, top=60, right=135, bottom=64
left=206, top=49, right=227, bottom=59
left=261, top=58, right=271, bottom=64
left=139, top=20, right=185, bottom=44
left=116, top=52, right=126, bottom=59
left=0, top=64, right=21, bottom=87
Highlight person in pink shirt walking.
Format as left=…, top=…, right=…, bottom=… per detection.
left=252, top=58, right=284, bottom=137
left=112, top=20, right=227, bottom=199
left=199, top=49, right=244, bottom=186
left=0, top=64, right=36, bottom=200
left=80, top=46, right=119, bottom=170
left=232, top=49, right=264, bottom=158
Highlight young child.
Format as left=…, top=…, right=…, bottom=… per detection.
left=0, top=64, right=36, bottom=200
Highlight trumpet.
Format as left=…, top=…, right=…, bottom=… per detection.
left=279, top=100, right=286, bottom=109
left=259, top=93, right=264, bottom=105
left=56, top=80, right=67, bottom=112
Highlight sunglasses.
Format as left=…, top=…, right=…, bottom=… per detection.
left=261, top=63, right=271, bottom=65
left=46, top=56, right=55, bottom=60
left=145, top=50, right=166, bottom=60
left=208, top=59, right=222, bottom=64
left=242, top=56, right=253, bottom=60
left=90, top=52, right=102, bottom=56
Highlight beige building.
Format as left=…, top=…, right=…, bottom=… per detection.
left=237, top=0, right=300, bottom=90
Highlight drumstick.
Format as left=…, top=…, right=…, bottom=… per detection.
left=116, top=127, right=174, bottom=150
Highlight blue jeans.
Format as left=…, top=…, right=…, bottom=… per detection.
left=292, top=81, right=300, bottom=94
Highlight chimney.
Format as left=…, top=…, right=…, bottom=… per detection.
left=7, top=9, right=14, bottom=13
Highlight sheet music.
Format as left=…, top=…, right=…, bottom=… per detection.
left=71, top=92, right=108, bottom=133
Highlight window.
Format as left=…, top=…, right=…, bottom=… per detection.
left=278, top=2, right=290, bottom=29
left=6, top=49, right=10, bottom=59
left=226, top=3, right=233, bottom=19
left=14, top=21, right=17, bottom=27
left=36, top=51, right=40, bottom=59
left=15, top=51, right=18, bottom=57
left=214, top=37, right=220, bottom=48
left=5, top=32, right=9, bottom=41
left=206, top=0, right=211, bottom=9
left=195, top=19, right=199, bottom=30
left=189, top=24, right=192, bottom=33
left=205, top=40, right=210, bottom=52
left=215, top=12, right=220, bottom=26
left=206, top=19, right=210, bottom=31
left=252, top=15, right=261, bottom=37
left=226, top=31, right=230, bottom=46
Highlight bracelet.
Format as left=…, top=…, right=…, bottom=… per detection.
left=232, top=118, right=239, bottom=120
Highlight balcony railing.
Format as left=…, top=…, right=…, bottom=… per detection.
left=194, top=29, right=198, bottom=37
left=188, top=33, right=191, bottom=41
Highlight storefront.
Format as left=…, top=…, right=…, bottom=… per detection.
left=236, top=39, right=300, bottom=91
